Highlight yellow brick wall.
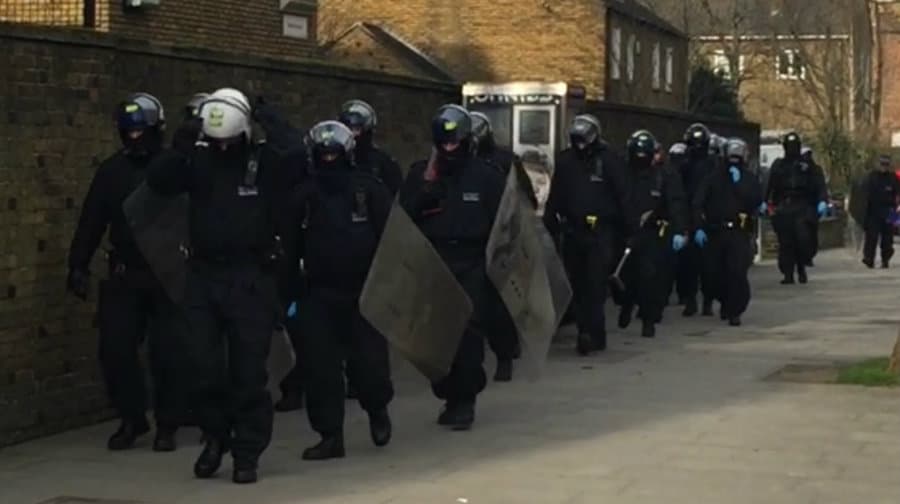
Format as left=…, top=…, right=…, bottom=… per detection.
left=326, top=28, right=437, bottom=80
left=0, top=0, right=109, bottom=29
left=106, top=0, right=317, bottom=61
left=319, top=0, right=607, bottom=98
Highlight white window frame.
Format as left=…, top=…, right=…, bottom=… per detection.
left=626, top=34, right=636, bottom=82
left=709, top=49, right=745, bottom=81
left=776, top=48, right=805, bottom=80
left=652, top=43, right=661, bottom=90
left=610, top=27, right=622, bottom=81
left=665, top=46, right=674, bottom=92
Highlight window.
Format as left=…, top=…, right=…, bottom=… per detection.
left=665, top=47, right=674, bottom=92
left=708, top=49, right=745, bottom=81
left=626, top=34, right=636, bottom=82
left=652, top=43, right=661, bottom=90
left=519, top=110, right=551, bottom=145
left=776, top=49, right=805, bottom=80
left=610, top=28, right=622, bottom=80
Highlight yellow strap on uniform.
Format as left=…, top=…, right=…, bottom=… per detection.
left=657, top=220, right=669, bottom=238
left=738, top=213, right=748, bottom=229
left=586, top=215, right=598, bottom=229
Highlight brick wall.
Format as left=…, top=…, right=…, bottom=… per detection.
left=696, top=39, right=851, bottom=133
left=0, top=0, right=108, bottom=28
left=324, top=27, right=442, bottom=81
left=605, top=10, right=688, bottom=110
left=318, top=0, right=608, bottom=99
left=0, top=22, right=457, bottom=447
left=105, top=0, right=318, bottom=61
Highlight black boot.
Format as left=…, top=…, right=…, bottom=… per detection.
left=617, top=304, right=633, bottom=329
left=302, top=434, right=345, bottom=460
left=107, top=418, right=150, bottom=451
left=576, top=333, right=593, bottom=356
left=682, top=298, right=697, bottom=317
left=368, top=408, right=392, bottom=447
left=780, top=275, right=795, bottom=285
left=437, top=401, right=475, bottom=431
left=882, top=260, right=890, bottom=269
left=798, top=266, right=808, bottom=284
left=494, top=359, right=513, bottom=382
left=512, top=341, right=522, bottom=360
left=152, top=427, right=177, bottom=452
left=232, top=466, right=258, bottom=485
left=193, top=438, right=228, bottom=479
left=720, top=309, right=728, bottom=321
left=641, top=321, right=655, bottom=338
left=274, top=391, right=304, bottom=412
left=701, top=299, right=714, bottom=316
left=728, top=316, right=742, bottom=327
left=862, top=258, right=875, bottom=269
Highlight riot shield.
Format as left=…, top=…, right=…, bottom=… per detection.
left=359, top=202, right=472, bottom=382
left=122, top=182, right=190, bottom=303
left=486, top=168, right=572, bottom=380
left=848, top=174, right=869, bottom=226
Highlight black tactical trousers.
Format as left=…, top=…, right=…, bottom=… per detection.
left=703, top=230, right=753, bottom=318
left=772, top=204, right=815, bottom=277
left=182, top=262, right=278, bottom=468
left=675, top=241, right=711, bottom=304
left=299, top=288, right=394, bottom=437
left=432, top=263, right=488, bottom=405
left=620, top=229, right=673, bottom=325
left=485, top=284, right=518, bottom=362
left=278, top=317, right=304, bottom=398
left=97, top=268, right=188, bottom=429
left=568, top=232, right=613, bottom=343
left=863, top=217, right=895, bottom=264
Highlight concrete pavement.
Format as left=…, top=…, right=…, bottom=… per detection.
left=1, top=250, right=899, bottom=504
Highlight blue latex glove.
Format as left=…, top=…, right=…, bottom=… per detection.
left=816, top=201, right=827, bottom=218
left=759, top=202, right=768, bottom=216
left=286, top=301, right=298, bottom=319
left=694, top=229, right=708, bottom=248
left=729, top=166, right=741, bottom=183
left=672, top=234, right=686, bottom=252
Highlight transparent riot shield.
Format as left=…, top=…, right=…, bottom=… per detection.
left=359, top=202, right=473, bottom=382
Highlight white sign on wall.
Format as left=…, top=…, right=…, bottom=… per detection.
left=283, top=14, right=309, bottom=39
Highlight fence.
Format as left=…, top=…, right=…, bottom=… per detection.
left=0, top=0, right=98, bottom=27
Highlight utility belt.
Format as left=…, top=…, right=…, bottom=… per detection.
left=714, top=213, right=753, bottom=232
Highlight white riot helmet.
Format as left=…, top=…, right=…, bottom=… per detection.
left=198, top=88, right=252, bottom=141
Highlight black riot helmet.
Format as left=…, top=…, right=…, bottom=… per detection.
left=626, top=129, right=657, bottom=168
left=184, top=92, right=209, bottom=120
left=470, top=111, right=495, bottom=154
left=114, top=92, right=166, bottom=158
left=783, top=131, right=802, bottom=159
left=338, top=99, right=377, bottom=148
left=569, top=114, right=602, bottom=152
left=306, top=120, right=356, bottom=173
left=431, top=104, right=473, bottom=160
left=725, top=137, right=750, bottom=168
left=684, top=123, right=711, bottom=157
left=668, top=142, right=688, bottom=166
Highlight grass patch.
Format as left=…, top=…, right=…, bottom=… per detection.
left=835, top=358, right=899, bottom=387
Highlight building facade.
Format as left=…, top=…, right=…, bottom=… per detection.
left=318, top=0, right=690, bottom=110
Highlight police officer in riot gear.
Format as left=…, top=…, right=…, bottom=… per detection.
left=617, top=131, right=688, bottom=338
left=470, top=111, right=524, bottom=381
left=765, top=132, right=828, bottom=284
left=398, top=104, right=504, bottom=430
left=338, top=99, right=403, bottom=195
left=148, top=88, right=302, bottom=484
left=279, top=121, right=394, bottom=460
left=544, top=114, right=634, bottom=355
left=800, top=147, right=828, bottom=267
left=862, top=154, right=900, bottom=268
left=693, top=138, right=763, bottom=327
left=67, top=93, right=186, bottom=453
left=676, top=123, right=716, bottom=317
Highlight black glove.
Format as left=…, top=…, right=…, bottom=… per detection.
left=172, top=117, right=202, bottom=156
left=66, top=269, right=90, bottom=300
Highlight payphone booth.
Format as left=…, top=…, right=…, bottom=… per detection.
left=462, top=82, right=586, bottom=214
left=462, top=82, right=586, bottom=164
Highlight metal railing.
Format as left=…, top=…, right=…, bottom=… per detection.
left=0, top=0, right=97, bottom=28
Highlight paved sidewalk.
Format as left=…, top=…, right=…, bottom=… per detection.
left=1, top=250, right=899, bottom=504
